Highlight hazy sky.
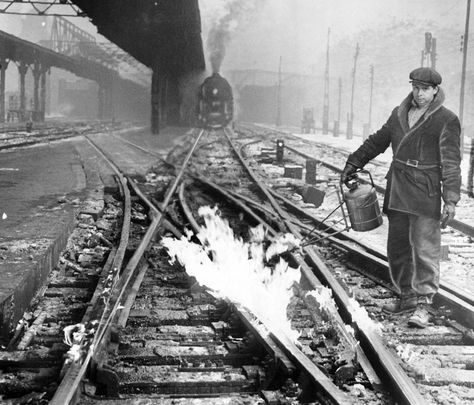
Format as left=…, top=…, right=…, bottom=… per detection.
left=0, top=0, right=471, bottom=124
left=199, top=0, right=467, bottom=74
left=0, top=1, right=468, bottom=76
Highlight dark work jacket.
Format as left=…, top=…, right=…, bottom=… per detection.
left=347, top=89, right=461, bottom=220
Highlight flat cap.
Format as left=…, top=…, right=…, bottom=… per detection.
left=409, top=67, right=442, bottom=86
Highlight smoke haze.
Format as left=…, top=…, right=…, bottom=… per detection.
left=202, top=0, right=266, bottom=73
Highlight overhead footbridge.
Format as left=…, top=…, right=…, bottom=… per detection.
left=0, top=29, right=149, bottom=123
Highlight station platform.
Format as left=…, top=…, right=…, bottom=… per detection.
left=0, top=125, right=189, bottom=338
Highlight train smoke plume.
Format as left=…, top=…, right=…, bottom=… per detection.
left=206, top=0, right=265, bottom=73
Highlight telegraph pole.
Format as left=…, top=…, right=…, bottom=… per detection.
left=338, top=78, right=342, bottom=124
left=368, top=65, right=374, bottom=129
left=347, top=43, right=359, bottom=139
left=422, top=32, right=437, bottom=68
left=431, top=37, right=437, bottom=69
left=462, top=0, right=472, bottom=190
left=334, top=77, right=342, bottom=137
left=363, top=65, right=374, bottom=140
left=322, top=28, right=330, bottom=134
left=276, top=56, right=282, bottom=127
left=460, top=0, right=471, bottom=134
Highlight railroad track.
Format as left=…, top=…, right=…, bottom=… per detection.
left=237, top=124, right=474, bottom=298
left=2, top=125, right=474, bottom=404
left=0, top=129, right=354, bottom=404
left=0, top=136, right=127, bottom=403
left=253, top=124, right=474, bottom=229
left=0, top=121, right=137, bottom=151
left=115, top=125, right=474, bottom=404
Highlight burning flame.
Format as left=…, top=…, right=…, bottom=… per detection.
left=347, top=297, right=383, bottom=336
left=162, top=206, right=300, bottom=342
left=306, top=287, right=382, bottom=343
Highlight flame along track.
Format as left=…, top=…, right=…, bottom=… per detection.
left=49, top=124, right=473, bottom=404
left=219, top=127, right=426, bottom=405
left=122, top=128, right=352, bottom=403
left=48, top=128, right=351, bottom=404
left=110, top=126, right=429, bottom=404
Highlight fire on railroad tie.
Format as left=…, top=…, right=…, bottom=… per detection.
left=162, top=206, right=301, bottom=343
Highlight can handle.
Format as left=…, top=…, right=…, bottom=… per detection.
left=339, top=169, right=375, bottom=196
left=357, top=169, right=376, bottom=187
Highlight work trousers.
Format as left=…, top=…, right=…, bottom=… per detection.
left=386, top=210, right=441, bottom=304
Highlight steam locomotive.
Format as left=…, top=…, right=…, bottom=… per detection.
left=197, top=72, right=234, bottom=129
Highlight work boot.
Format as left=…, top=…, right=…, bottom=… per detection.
left=382, top=295, right=417, bottom=314
left=408, top=303, right=431, bottom=328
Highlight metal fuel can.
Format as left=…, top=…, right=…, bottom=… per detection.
left=341, top=170, right=383, bottom=232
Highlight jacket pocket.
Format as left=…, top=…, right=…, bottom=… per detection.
left=411, top=168, right=440, bottom=197
left=397, top=167, right=440, bottom=197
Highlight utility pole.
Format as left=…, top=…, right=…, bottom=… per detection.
left=347, top=43, right=359, bottom=139
left=363, top=65, right=374, bottom=140
left=462, top=0, right=472, bottom=190
left=431, top=38, right=437, bottom=69
left=334, top=77, right=342, bottom=137
left=322, top=28, right=330, bottom=134
left=337, top=78, right=342, bottom=123
left=422, top=32, right=437, bottom=68
left=460, top=0, right=471, bottom=138
left=368, top=65, right=374, bottom=129
left=276, top=56, right=282, bottom=127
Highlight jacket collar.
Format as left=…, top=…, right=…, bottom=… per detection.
left=397, top=87, right=445, bottom=134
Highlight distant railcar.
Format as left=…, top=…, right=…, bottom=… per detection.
left=197, top=72, right=233, bottom=129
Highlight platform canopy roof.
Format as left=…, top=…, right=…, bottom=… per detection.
left=69, top=0, right=205, bottom=75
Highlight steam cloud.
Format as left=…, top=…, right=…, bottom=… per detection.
left=206, top=0, right=265, bottom=73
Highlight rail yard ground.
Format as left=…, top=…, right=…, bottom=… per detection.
left=2, top=123, right=474, bottom=404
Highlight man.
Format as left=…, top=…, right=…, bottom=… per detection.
left=341, top=67, right=461, bottom=328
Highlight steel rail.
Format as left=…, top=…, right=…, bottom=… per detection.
left=108, top=126, right=382, bottom=401
left=223, top=127, right=383, bottom=400
left=178, top=182, right=201, bottom=232
left=177, top=178, right=350, bottom=405
left=113, top=126, right=398, bottom=403
left=51, top=140, right=131, bottom=404
left=224, top=127, right=427, bottom=404
left=85, top=127, right=205, bottom=357
left=116, top=128, right=474, bottom=320
left=253, top=131, right=474, bottom=321
left=51, top=129, right=205, bottom=404
left=261, top=168, right=474, bottom=329
left=127, top=175, right=183, bottom=239
left=95, top=126, right=470, bottom=404
left=280, top=140, right=474, bottom=237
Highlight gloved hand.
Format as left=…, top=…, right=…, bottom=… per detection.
left=440, top=202, right=456, bottom=229
left=341, top=162, right=359, bottom=187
